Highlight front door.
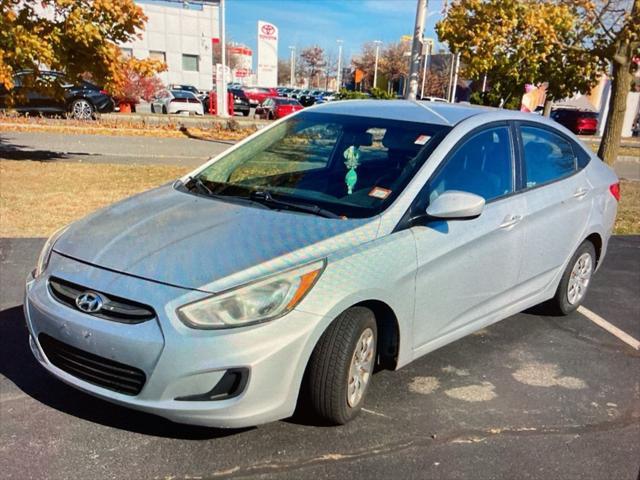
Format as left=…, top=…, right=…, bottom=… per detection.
left=411, top=124, right=526, bottom=349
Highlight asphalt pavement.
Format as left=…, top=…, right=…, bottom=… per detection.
left=0, top=236, right=638, bottom=480
left=1, top=130, right=639, bottom=179
left=0, top=131, right=230, bottom=166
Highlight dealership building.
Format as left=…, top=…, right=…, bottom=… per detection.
left=119, top=0, right=221, bottom=91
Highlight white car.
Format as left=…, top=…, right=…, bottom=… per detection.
left=151, top=89, right=204, bottom=115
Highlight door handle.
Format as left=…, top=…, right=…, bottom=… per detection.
left=499, top=214, right=523, bottom=229
left=573, top=187, right=588, bottom=199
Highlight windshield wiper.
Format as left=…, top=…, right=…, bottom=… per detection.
left=185, top=176, right=214, bottom=196
left=250, top=190, right=341, bottom=219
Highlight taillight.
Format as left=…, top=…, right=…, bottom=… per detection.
left=609, top=182, right=620, bottom=202
left=99, top=89, right=109, bottom=95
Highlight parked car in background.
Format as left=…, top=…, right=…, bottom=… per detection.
left=242, top=86, right=278, bottom=106
left=168, top=84, right=206, bottom=101
left=551, top=108, right=598, bottom=135
left=420, top=96, right=448, bottom=103
left=298, top=90, right=317, bottom=107
left=0, top=70, right=115, bottom=119
left=151, top=89, right=204, bottom=115
left=26, top=101, right=618, bottom=429
left=255, top=96, right=304, bottom=119
left=228, top=88, right=251, bottom=116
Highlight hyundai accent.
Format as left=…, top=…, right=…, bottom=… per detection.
left=24, top=100, right=619, bottom=427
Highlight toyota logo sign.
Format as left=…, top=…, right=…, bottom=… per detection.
left=261, top=24, right=275, bottom=36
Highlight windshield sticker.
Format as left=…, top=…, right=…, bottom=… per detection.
left=368, top=187, right=392, bottom=199
left=343, top=146, right=360, bottom=195
left=414, top=134, right=430, bottom=145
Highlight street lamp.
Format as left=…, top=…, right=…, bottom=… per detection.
left=218, top=0, right=228, bottom=117
left=373, top=40, right=382, bottom=90
left=289, top=46, right=296, bottom=87
left=336, top=39, right=343, bottom=91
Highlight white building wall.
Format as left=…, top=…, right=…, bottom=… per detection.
left=119, top=0, right=219, bottom=91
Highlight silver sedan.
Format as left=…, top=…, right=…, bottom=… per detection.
left=25, top=100, right=618, bottom=427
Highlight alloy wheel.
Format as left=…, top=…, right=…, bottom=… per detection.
left=347, top=327, right=375, bottom=407
left=567, top=252, right=593, bottom=305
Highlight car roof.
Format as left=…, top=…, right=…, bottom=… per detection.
left=310, top=99, right=566, bottom=129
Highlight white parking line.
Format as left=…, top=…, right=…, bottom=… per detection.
left=578, top=306, right=640, bottom=350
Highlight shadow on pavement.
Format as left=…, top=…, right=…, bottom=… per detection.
left=0, top=135, right=93, bottom=161
left=0, top=305, right=250, bottom=440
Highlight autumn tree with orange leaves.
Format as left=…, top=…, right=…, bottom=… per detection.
left=0, top=0, right=165, bottom=103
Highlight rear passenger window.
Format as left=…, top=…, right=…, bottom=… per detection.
left=521, top=126, right=576, bottom=187
left=428, top=126, right=513, bottom=202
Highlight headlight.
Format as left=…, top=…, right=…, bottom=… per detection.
left=177, top=260, right=326, bottom=329
left=34, top=226, right=68, bottom=278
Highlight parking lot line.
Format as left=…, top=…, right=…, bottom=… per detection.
left=578, top=306, right=640, bottom=350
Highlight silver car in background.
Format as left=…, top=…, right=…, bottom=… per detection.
left=24, top=100, right=619, bottom=428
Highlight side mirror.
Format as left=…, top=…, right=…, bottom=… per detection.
left=426, top=190, right=485, bottom=220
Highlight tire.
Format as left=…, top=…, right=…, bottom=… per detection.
left=150, top=104, right=155, bottom=114
left=546, top=241, right=596, bottom=315
left=305, top=307, right=377, bottom=425
left=162, top=105, right=167, bottom=114
left=70, top=98, right=94, bottom=120
left=242, top=110, right=250, bottom=117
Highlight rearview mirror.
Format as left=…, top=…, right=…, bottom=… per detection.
left=426, top=190, right=485, bottom=220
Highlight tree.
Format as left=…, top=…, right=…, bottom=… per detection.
left=299, top=46, right=325, bottom=88
left=351, top=42, right=378, bottom=90
left=436, top=0, right=602, bottom=110
left=277, top=58, right=291, bottom=86
left=0, top=0, right=164, bottom=100
left=593, top=0, right=639, bottom=164
left=381, top=41, right=410, bottom=92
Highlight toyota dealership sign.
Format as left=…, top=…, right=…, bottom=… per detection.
left=257, top=20, right=278, bottom=87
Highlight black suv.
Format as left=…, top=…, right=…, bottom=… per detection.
left=0, top=70, right=115, bottom=119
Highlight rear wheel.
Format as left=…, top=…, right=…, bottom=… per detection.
left=305, top=307, right=377, bottom=425
left=70, top=99, right=94, bottom=120
left=546, top=241, right=596, bottom=315
left=162, top=105, right=167, bottom=114
left=151, top=104, right=155, bottom=114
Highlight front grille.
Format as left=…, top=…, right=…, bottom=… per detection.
left=48, top=277, right=155, bottom=324
left=38, top=333, right=146, bottom=396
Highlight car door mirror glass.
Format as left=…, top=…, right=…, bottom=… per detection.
left=426, top=190, right=485, bottom=219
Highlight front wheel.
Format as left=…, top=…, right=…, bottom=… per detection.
left=304, top=307, right=377, bottom=425
left=547, top=241, right=596, bottom=315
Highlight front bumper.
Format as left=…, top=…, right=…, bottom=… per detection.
left=24, top=253, right=324, bottom=428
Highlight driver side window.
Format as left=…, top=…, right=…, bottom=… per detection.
left=428, top=126, right=514, bottom=203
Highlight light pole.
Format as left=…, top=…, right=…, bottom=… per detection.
left=420, top=38, right=433, bottom=99
left=336, top=39, right=343, bottom=90
left=218, top=0, right=228, bottom=117
left=373, top=40, right=382, bottom=90
left=450, top=52, right=460, bottom=103
left=289, top=46, right=296, bottom=87
left=406, top=0, right=428, bottom=100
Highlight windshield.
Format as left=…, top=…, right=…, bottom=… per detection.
left=191, top=111, right=450, bottom=218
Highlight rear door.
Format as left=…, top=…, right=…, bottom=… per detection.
left=411, top=123, right=526, bottom=349
left=515, top=123, right=592, bottom=292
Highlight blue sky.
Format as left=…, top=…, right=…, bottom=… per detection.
left=226, top=0, right=446, bottom=63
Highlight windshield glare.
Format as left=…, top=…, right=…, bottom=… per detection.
left=194, top=112, right=450, bottom=218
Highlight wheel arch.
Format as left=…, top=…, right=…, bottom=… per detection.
left=352, top=300, right=400, bottom=371
left=584, top=231, right=603, bottom=267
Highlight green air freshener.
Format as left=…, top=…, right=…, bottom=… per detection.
left=343, top=145, right=360, bottom=195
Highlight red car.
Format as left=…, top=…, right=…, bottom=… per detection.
left=242, top=86, right=277, bottom=106
left=255, top=97, right=304, bottom=120
left=550, top=109, right=598, bottom=135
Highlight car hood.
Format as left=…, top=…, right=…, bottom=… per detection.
left=53, top=184, right=379, bottom=293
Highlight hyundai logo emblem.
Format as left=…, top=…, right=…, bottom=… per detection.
left=75, top=292, right=103, bottom=313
